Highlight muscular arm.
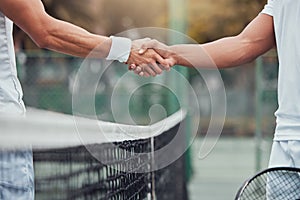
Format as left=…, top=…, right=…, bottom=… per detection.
left=0, top=0, right=171, bottom=71
left=0, top=0, right=112, bottom=58
left=138, top=13, right=275, bottom=70
left=198, top=13, right=276, bottom=68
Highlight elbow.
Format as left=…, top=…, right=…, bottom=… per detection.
left=35, top=39, right=46, bottom=49
left=34, top=33, right=50, bottom=49
left=236, top=32, right=274, bottom=62
left=23, top=11, right=55, bottom=49
left=235, top=34, right=259, bottom=62
left=31, top=18, right=54, bottom=49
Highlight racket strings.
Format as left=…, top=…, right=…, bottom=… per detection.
left=238, top=169, right=300, bottom=200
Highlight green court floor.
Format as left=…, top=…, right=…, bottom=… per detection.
left=188, top=137, right=272, bottom=200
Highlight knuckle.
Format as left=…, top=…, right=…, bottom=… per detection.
left=150, top=40, right=157, bottom=46
left=146, top=58, right=153, bottom=63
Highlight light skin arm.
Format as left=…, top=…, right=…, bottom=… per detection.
left=133, top=13, right=275, bottom=74
left=0, top=0, right=170, bottom=71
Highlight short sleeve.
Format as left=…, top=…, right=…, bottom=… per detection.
left=261, top=0, right=274, bottom=16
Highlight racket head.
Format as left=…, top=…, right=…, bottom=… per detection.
left=235, top=167, right=300, bottom=200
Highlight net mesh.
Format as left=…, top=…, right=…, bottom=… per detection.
left=0, top=109, right=189, bottom=200
left=34, top=141, right=152, bottom=200
left=235, top=167, right=300, bottom=200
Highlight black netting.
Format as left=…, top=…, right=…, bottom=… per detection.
left=33, top=123, right=188, bottom=200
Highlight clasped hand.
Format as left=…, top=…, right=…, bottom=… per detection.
left=126, top=38, right=176, bottom=77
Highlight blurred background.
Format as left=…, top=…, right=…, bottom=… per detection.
left=13, top=0, right=278, bottom=199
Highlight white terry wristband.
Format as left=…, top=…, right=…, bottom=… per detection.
left=106, top=36, right=132, bottom=63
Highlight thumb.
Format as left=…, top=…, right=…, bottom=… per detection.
left=138, top=46, right=147, bottom=55
left=138, top=39, right=158, bottom=54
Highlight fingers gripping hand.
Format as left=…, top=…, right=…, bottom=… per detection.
left=128, top=48, right=165, bottom=75
left=131, top=38, right=151, bottom=51
left=129, top=64, right=151, bottom=77
left=138, top=39, right=172, bottom=58
left=138, top=39, right=168, bottom=54
left=130, top=63, right=165, bottom=77
left=127, top=38, right=176, bottom=77
left=138, top=39, right=176, bottom=70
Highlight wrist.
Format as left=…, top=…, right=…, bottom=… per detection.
left=169, top=45, right=180, bottom=65
left=106, top=36, right=132, bottom=63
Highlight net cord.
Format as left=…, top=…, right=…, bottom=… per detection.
left=0, top=108, right=186, bottom=149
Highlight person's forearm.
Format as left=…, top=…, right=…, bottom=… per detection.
left=170, top=14, right=275, bottom=69
left=0, top=0, right=112, bottom=59
left=38, top=18, right=111, bottom=58
left=202, top=35, right=273, bottom=68
left=171, top=35, right=272, bottom=69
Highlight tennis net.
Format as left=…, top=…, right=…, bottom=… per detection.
left=0, top=108, right=188, bottom=200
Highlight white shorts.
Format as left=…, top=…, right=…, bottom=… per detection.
left=269, top=140, right=300, bottom=168
left=267, top=140, right=300, bottom=199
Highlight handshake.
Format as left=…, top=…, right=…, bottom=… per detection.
left=126, top=38, right=177, bottom=77
left=107, top=36, right=214, bottom=75
left=107, top=37, right=179, bottom=77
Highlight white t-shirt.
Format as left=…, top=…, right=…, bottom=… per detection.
left=0, top=12, right=25, bottom=114
left=262, top=0, right=300, bottom=140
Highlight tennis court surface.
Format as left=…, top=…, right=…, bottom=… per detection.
left=188, top=137, right=272, bottom=200
left=0, top=108, right=189, bottom=200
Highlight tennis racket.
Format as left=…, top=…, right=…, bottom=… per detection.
left=235, top=167, right=300, bottom=200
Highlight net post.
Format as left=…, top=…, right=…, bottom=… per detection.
left=150, top=136, right=156, bottom=200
